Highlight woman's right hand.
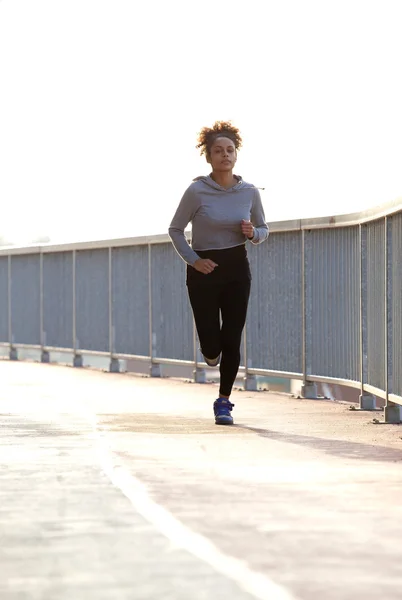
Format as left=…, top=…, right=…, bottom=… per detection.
left=193, top=258, right=219, bottom=275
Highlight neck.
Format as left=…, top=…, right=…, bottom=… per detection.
left=210, top=170, right=236, bottom=189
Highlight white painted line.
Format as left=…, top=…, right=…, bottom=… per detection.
left=91, top=419, right=297, bottom=600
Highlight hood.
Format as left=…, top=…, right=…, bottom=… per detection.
left=192, top=174, right=264, bottom=191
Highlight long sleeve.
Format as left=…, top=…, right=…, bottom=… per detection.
left=168, top=187, right=201, bottom=266
left=249, top=188, right=269, bottom=244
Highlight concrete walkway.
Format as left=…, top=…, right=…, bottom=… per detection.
left=1, top=360, right=402, bottom=600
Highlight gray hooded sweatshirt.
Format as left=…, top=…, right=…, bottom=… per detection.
left=168, top=175, right=269, bottom=266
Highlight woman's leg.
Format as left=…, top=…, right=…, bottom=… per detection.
left=219, top=279, right=251, bottom=397
left=187, top=283, right=221, bottom=360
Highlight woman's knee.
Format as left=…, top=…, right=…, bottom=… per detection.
left=221, top=337, right=242, bottom=358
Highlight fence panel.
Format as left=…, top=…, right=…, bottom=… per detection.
left=151, top=243, right=193, bottom=361
left=307, top=227, right=360, bottom=381
left=112, top=245, right=150, bottom=356
left=391, top=213, right=402, bottom=397
left=76, top=249, right=109, bottom=353
left=0, top=257, right=8, bottom=343
left=246, top=232, right=303, bottom=374
left=11, top=254, right=41, bottom=346
left=365, top=219, right=386, bottom=391
left=43, top=252, right=74, bottom=349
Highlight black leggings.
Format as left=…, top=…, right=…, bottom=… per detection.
left=186, top=245, right=251, bottom=397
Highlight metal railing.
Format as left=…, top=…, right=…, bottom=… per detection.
left=0, top=197, right=401, bottom=422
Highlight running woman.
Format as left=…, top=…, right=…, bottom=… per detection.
left=168, top=121, right=269, bottom=425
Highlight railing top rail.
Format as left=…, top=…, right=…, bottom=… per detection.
left=0, top=196, right=401, bottom=256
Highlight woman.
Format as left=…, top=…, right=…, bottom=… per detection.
left=168, top=121, right=269, bottom=425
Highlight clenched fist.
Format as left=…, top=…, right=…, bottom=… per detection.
left=241, top=219, right=255, bottom=239
left=193, top=258, right=219, bottom=275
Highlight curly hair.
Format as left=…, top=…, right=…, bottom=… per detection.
left=196, top=120, right=243, bottom=157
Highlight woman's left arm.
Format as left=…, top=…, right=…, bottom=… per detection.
left=249, top=188, right=269, bottom=244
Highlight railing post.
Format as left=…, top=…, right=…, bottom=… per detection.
left=109, top=246, right=120, bottom=373
left=243, top=319, right=257, bottom=391
left=359, top=224, right=375, bottom=409
left=72, top=249, right=83, bottom=367
left=384, top=216, right=400, bottom=422
left=193, top=321, right=206, bottom=383
left=301, top=229, right=318, bottom=398
left=149, top=242, right=161, bottom=377
left=40, top=250, right=49, bottom=363
left=8, top=254, right=18, bottom=361
left=189, top=230, right=205, bottom=383
left=186, top=231, right=206, bottom=383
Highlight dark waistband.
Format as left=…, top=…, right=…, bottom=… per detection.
left=193, top=244, right=247, bottom=261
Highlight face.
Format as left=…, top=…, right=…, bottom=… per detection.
left=207, top=136, right=237, bottom=171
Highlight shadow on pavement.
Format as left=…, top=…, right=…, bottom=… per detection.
left=234, top=424, right=402, bottom=463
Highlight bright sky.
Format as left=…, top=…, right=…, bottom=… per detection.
left=1, top=0, right=401, bottom=245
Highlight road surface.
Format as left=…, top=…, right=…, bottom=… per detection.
left=1, top=360, right=402, bottom=599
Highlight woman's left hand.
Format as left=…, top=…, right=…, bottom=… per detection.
left=241, top=220, right=254, bottom=239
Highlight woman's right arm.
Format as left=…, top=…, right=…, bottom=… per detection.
left=168, top=187, right=201, bottom=266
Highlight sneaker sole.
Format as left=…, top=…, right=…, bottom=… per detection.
left=203, top=355, right=221, bottom=367
left=204, top=359, right=220, bottom=367
left=215, top=415, right=234, bottom=425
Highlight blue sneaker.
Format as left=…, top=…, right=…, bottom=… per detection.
left=213, top=398, right=235, bottom=425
